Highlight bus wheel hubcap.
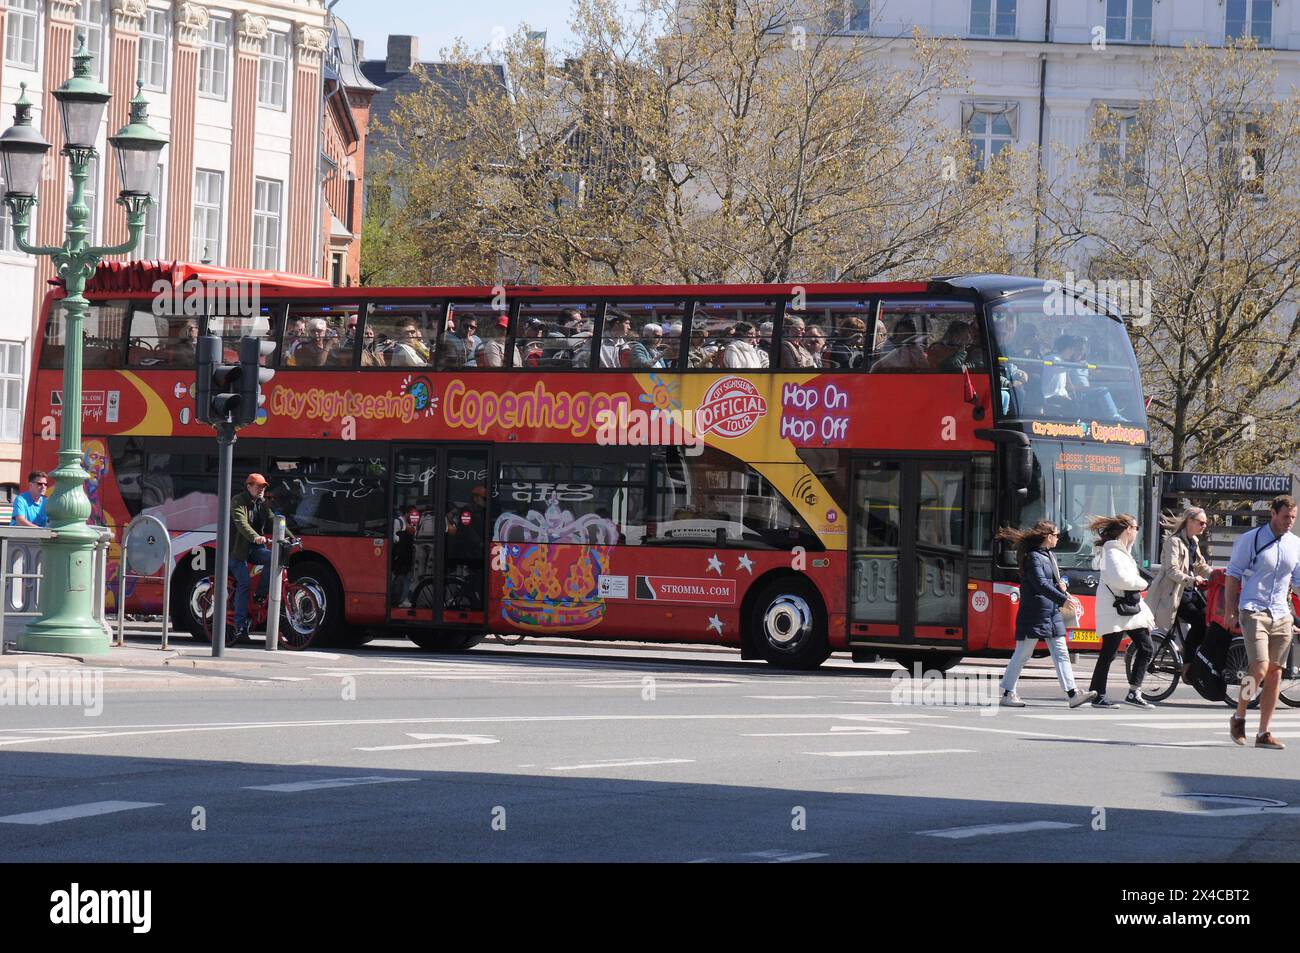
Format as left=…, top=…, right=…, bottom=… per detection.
left=764, top=595, right=811, bottom=648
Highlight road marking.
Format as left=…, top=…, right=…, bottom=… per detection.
left=808, top=748, right=976, bottom=758
left=918, top=821, right=1081, bottom=839
left=0, top=712, right=961, bottom=747
left=548, top=758, right=695, bottom=771
left=244, top=776, right=418, bottom=793
left=0, top=801, right=163, bottom=826
left=265, top=676, right=311, bottom=682
left=744, top=695, right=827, bottom=700
left=355, top=733, right=500, bottom=752
left=746, top=850, right=829, bottom=863
left=1023, top=712, right=1235, bottom=721
left=745, top=726, right=910, bottom=737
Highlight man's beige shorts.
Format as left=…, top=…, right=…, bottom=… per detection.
left=1241, top=611, right=1295, bottom=668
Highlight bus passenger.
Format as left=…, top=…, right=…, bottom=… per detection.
left=477, top=315, right=522, bottom=367
left=626, top=323, right=665, bottom=368
left=284, top=317, right=307, bottom=361
left=723, top=322, right=765, bottom=368
left=826, top=317, right=865, bottom=369
left=871, top=318, right=928, bottom=372
left=391, top=318, right=431, bottom=366
left=293, top=318, right=334, bottom=366
left=165, top=319, right=199, bottom=366
left=687, top=327, right=717, bottom=368
left=360, top=323, right=383, bottom=367
left=804, top=324, right=827, bottom=368
left=440, top=314, right=478, bottom=367
left=582, top=313, right=630, bottom=367
left=780, top=315, right=816, bottom=368
left=926, top=321, right=974, bottom=371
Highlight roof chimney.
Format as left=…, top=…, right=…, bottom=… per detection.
left=386, top=35, right=418, bottom=73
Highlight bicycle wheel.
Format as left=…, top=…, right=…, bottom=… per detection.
left=1222, top=642, right=1262, bottom=710
left=1279, top=672, right=1300, bottom=708
left=198, top=576, right=242, bottom=647
left=278, top=580, right=326, bottom=650
left=1126, top=634, right=1181, bottom=702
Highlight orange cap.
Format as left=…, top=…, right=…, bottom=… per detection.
left=246, top=473, right=268, bottom=486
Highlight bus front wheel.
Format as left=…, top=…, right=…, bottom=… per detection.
left=750, top=578, right=830, bottom=670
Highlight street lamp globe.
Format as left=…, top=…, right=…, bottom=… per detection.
left=51, top=37, right=110, bottom=149
left=108, top=81, right=168, bottom=200
left=0, top=83, right=51, bottom=199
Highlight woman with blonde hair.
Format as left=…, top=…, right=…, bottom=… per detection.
left=1146, top=508, right=1211, bottom=674
left=1089, top=514, right=1158, bottom=708
left=995, top=520, right=1097, bottom=708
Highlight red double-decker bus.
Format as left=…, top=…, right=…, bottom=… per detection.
left=22, top=262, right=1153, bottom=669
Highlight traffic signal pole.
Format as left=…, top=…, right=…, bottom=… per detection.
left=211, top=418, right=236, bottom=658
left=197, top=333, right=274, bottom=658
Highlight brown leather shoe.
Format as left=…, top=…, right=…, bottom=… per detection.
left=1256, top=733, right=1286, bottom=750
left=1229, top=715, right=1247, bottom=745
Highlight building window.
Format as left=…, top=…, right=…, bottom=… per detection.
left=0, top=342, right=24, bottom=442
left=970, top=0, right=1016, bottom=38
left=138, top=7, right=169, bottom=92
left=836, top=0, right=869, bottom=31
left=191, top=169, right=224, bottom=263
left=1105, top=0, right=1152, bottom=43
left=137, top=165, right=164, bottom=259
left=252, top=177, right=282, bottom=270
left=75, top=0, right=106, bottom=79
left=5, top=0, right=40, bottom=70
left=345, top=173, right=356, bottom=232
left=1098, top=108, right=1144, bottom=188
left=198, top=17, right=230, bottom=99
left=964, top=103, right=1017, bottom=171
left=67, top=156, right=99, bottom=244
left=331, top=252, right=347, bottom=287
left=258, top=31, right=289, bottom=109
left=1226, top=0, right=1271, bottom=46
left=1219, top=118, right=1266, bottom=195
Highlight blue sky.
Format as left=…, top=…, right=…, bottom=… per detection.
left=340, top=0, right=581, bottom=62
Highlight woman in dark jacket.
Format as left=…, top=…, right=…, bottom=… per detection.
left=996, top=520, right=1099, bottom=708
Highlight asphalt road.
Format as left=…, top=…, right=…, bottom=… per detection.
left=1, top=636, right=1297, bottom=862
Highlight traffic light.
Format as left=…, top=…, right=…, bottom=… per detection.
left=236, top=336, right=276, bottom=427
left=196, top=335, right=241, bottom=424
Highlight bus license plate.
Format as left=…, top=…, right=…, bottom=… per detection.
left=1070, top=630, right=1099, bottom=644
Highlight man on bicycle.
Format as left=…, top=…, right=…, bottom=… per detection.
left=230, top=473, right=274, bottom=639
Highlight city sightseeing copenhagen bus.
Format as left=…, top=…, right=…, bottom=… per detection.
left=21, top=261, right=1153, bottom=669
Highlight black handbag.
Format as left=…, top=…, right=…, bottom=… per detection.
left=1179, top=586, right=1207, bottom=617
left=1107, top=585, right=1142, bottom=616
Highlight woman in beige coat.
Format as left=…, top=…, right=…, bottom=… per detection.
left=1146, top=508, right=1211, bottom=668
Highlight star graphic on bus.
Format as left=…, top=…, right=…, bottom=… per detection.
left=706, top=553, right=723, bottom=575
left=707, top=614, right=724, bottom=635
left=736, top=554, right=754, bottom=574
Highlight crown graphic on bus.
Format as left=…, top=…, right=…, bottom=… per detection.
left=495, top=499, right=619, bottom=632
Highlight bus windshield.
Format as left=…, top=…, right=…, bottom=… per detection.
left=1015, top=441, right=1150, bottom=572
left=989, top=289, right=1146, bottom=428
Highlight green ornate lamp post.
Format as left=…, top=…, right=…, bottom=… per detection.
left=0, top=40, right=167, bottom=655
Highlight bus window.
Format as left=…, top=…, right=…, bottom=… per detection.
left=869, top=299, right=982, bottom=373
left=647, top=446, right=819, bottom=549
left=512, top=303, right=599, bottom=369
left=208, top=307, right=278, bottom=364
left=127, top=310, right=198, bottom=368
left=688, top=300, right=781, bottom=370
left=787, top=299, right=873, bottom=370
left=439, top=302, right=507, bottom=370
left=364, top=302, right=440, bottom=368
left=267, top=454, right=388, bottom=536
left=599, top=301, right=688, bottom=370
left=41, top=302, right=129, bottom=369
left=282, top=303, right=359, bottom=369
left=495, top=449, right=647, bottom=546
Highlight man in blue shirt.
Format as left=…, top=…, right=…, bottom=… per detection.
left=10, top=470, right=50, bottom=528
left=1224, top=494, right=1300, bottom=749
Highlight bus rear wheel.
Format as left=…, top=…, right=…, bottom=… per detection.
left=890, top=651, right=963, bottom=674
left=750, top=577, right=829, bottom=670
left=409, top=630, right=484, bottom=652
